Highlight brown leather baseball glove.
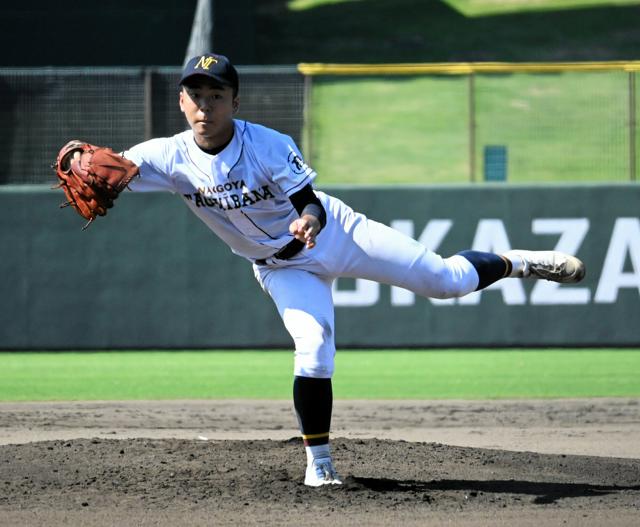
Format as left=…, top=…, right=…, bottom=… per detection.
left=53, top=140, right=139, bottom=229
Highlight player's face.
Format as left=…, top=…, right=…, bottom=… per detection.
left=179, top=82, right=238, bottom=150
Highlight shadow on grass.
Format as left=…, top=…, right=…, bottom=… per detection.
left=254, top=0, right=640, bottom=63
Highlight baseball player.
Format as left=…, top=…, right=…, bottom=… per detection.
left=56, top=53, right=585, bottom=487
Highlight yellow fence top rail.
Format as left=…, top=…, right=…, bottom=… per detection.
left=298, top=61, right=640, bottom=75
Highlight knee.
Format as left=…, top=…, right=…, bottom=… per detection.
left=428, top=255, right=478, bottom=299
left=290, top=315, right=335, bottom=378
left=294, top=353, right=335, bottom=378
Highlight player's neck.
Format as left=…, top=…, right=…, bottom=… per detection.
left=193, top=128, right=234, bottom=155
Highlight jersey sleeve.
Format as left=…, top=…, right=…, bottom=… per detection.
left=123, top=138, right=177, bottom=193
left=268, top=134, right=317, bottom=197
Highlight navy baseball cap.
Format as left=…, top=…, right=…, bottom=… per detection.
left=180, top=53, right=239, bottom=92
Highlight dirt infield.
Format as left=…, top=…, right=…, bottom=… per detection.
left=1, top=399, right=639, bottom=526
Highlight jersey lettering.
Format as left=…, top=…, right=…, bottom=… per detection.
left=198, top=180, right=247, bottom=194
left=185, top=184, right=276, bottom=210
left=127, top=121, right=313, bottom=259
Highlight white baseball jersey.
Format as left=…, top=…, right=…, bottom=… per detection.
left=124, top=119, right=479, bottom=378
left=125, top=120, right=316, bottom=260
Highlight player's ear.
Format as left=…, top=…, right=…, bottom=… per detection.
left=179, top=88, right=186, bottom=113
left=232, top=97, right=240, bottom=114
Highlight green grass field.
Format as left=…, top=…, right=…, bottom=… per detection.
left=261, top=0, right=640, bottom=186
left=262, top=0, right=640, bottom=63
left=290, top=0, right=640, bottom=16
left=1, top=349, right=638, bottom=401
left=310, top=71, right=636, bottom=185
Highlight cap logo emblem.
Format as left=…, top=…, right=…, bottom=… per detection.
left=195, top=56, right=218, bottom=70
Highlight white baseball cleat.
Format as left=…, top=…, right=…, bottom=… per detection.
left=304, top=457, right=342, bottom=487
left=504, top=250, right=586, bottom=284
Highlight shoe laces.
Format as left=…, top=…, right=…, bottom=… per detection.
left=316, top=460, right=337, bottom=481
left=530, top=255, right=565, bottom=276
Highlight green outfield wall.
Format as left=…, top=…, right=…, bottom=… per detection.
left=1, top=184, right=639, bottom=349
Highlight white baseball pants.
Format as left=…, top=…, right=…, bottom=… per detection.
left=253, top=192, right=479, bottom=378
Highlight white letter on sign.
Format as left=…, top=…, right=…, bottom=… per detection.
left=595, top=217, right=640, bottom=303
left=332, top=278, right=379, bottom=306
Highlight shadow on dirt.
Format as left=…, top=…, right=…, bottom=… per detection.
left=346, top=476, right=640, bottom=504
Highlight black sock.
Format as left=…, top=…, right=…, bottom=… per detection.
left=457, top=250, right=511, bottom=290
left=293, top=376, right=332, bottom=447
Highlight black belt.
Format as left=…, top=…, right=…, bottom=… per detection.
left=255, top=239, right=305, bottom=266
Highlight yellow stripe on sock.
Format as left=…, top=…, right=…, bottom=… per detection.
left=301, top=432, right=330, bottom=440
left=499, top=255, right=513, bottom=278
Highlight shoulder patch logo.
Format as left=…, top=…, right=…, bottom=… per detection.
left=288, top=151, right=309, bottom=175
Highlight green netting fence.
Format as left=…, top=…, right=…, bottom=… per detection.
left=300, top=61, right=640, bottom=184
left=0, top=66, right=304, bottom=185
left=2, top=61, right=639, bottom=185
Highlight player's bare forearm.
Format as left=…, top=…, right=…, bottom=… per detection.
left=289, top=214, right=321, bottom=249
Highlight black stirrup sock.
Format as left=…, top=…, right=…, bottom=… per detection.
left=293, top=376, right=333, bottom=446
left=457, top=250, right=511, bottom=290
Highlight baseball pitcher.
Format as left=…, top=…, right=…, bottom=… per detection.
left=54, top=53, right=585, bottom=487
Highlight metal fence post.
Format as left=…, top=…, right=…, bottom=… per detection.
left=629, top=71, right=637, bottom=182
left=144, top=68, right=154, bottom=141
left=302, top=72, right=313, bottom=164
left=468, top=72, right=476, bottom=183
